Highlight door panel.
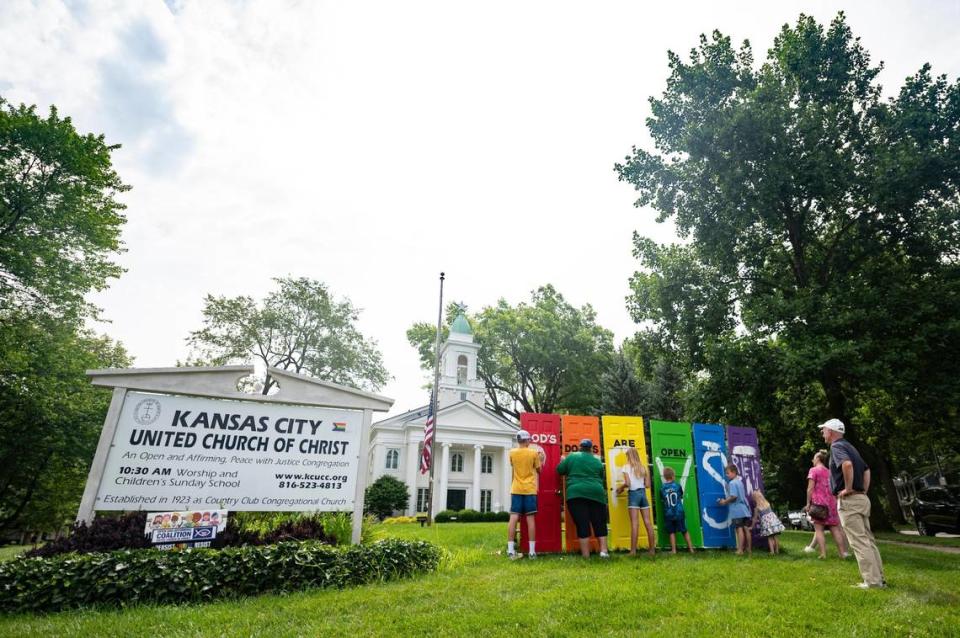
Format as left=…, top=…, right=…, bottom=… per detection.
left=519, top=413, right=562, bottom=553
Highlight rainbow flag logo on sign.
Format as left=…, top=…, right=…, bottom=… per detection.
left=332, top=422, right=347, bottom=432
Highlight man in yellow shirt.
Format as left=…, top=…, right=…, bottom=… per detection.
left=507, top=429, right=542, bottom=559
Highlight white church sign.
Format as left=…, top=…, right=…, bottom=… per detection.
left=77, top=365, right=393, bottom=544
left=98, top=391, right=361, bottom=512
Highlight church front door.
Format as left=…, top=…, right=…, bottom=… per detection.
left=446, top=489, right=466, bottom=511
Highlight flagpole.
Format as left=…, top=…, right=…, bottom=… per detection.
left=426, top=272, right=445, bottom=525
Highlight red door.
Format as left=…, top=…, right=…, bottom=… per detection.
left=562, top=415, right=602, bottom=552
left=519, top=413, right=562, bottom=553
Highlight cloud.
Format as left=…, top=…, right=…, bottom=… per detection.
left=97, top=19, right=193, bottom=174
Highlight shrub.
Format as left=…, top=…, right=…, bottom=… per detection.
left=26, top=512, right=150, bottom=558
left=364, top=476, right=410, bottom=520
left=0, top=538, right=441, bottom=613
left=30, top=511, right=378, bottom=559
left=382, top=516, right=417, bottom=524
left=433, top=510, right=508, bottom=523
left=456, top=509, right=481, bottom=522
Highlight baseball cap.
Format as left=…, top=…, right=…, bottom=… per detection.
left=817, top=418, right=845, bottom=434
left=516, top=430, right=531, bottom=442
left=579, top=438, right=593, bottom=450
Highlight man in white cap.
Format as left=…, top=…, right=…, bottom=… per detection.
left=507, top=429, right=541, bottom=559
left=819, top=418, right=885, bottom=588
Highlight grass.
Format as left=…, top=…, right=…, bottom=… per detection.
left=1, top=525, right=957, bottom=637
left=0, top=546, right=29, bottom=563
left=875, top=530, right=960, bottom=548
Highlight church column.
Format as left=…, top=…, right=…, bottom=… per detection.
left=436, top=442, right=451, bottom=513
left=472, top=444, right=483, bottom=510
left=405, top=436, right=419, bottom=514
left=501, top=446, right=511, bottom=513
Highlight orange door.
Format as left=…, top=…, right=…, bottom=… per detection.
left=561, top=415, right=602, bottom=552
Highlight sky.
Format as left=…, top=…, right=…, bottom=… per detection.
left=2, top=0, right=958, bottom=417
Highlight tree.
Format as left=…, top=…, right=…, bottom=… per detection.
left=364, top=475, right=409, bottom=520
left=599, top=349, right=645, bottom=416
left=408, top=285, right=615, bottom=419
left=187, top=277, right=390, bottom=394
left=615, top=14, right=960, bottom=526
left=0, top=311, right=130, bottom=533
left=0, top=98, right=128, bottom=319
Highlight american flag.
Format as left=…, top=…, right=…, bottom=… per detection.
left=419, top=400, right=435, bottom=474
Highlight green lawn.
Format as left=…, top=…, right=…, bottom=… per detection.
left=0, top=546, right=29, bottom=563
left=1, top=524, right=957, bottom=637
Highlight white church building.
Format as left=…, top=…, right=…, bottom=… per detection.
left=365, top=314, right=519, bottom=515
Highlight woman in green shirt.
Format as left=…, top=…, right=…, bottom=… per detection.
left=557, top=439, right=609, bottom=558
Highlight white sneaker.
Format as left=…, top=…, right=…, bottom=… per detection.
left=851, top=582, right=886, bottom=589
left=527, top=553, right=537, bottom=560
left=599, top=552, right=610, bottom=559
left=803, top=546, right=815, bottom=554
left=507, top=551, right=519, bottom=560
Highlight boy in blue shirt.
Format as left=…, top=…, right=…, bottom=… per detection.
left=717, top=463, right=752, bottom=555
left=659, top=467, right=695, bottom=554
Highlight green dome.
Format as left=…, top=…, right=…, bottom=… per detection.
left=450, top=313, right=472, bottom=335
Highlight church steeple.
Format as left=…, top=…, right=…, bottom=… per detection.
left=437, top=313, right=485, bottom=408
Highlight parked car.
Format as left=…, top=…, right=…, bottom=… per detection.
left=911, top=485, right=960, bottom=536
left=786, top=510, right=813, bottom=531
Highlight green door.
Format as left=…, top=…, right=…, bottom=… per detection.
left=649, top=420, right=703, bottom=549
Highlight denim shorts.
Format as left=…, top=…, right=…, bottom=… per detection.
left=510, top=494, right=537, bottom=515
left=627, top=489, right=650, bottom=509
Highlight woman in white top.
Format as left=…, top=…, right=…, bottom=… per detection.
left=615, top=447, right=656, bottom=556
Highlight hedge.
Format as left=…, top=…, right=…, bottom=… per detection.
left=434, top=510, right=510, bottom=523
left=26, top=511, right=374, bottom=559
left=0, top=538, right=441, bottom=614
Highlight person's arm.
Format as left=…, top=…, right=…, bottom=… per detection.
left=863, top=468, right=871, bottom=494
left=617, top=470, right=630, bottom=494
left=556, top=457, right=568, bottom=476
left=839, top=460, right=855, bottom=497
left=717, top=483, right=733, bottom=505
left=805, top=478, right=815, bottom=510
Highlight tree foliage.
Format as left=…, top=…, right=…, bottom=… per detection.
left=408, top=286, right=615, bottom=419
left=187, top=277, right=390, bottom=394
left=364, top=475, right=409, bottom=520
left=0, top=98, right=128, bottom=319
left=0, top=98, right=131, bottom=535
left=615, top=13, right=960, bottom=523
left=599, top=350, right=645, bottom=416
left=0, top=312, right=130, bottom=533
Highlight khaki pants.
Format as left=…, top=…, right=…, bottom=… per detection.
left=838, top=493, right=884, bottom=586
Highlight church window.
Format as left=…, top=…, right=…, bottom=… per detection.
left=385, top=448, right=399, bottom=470
left=481, top=454, right=493, bottom=474
left=457, top=355, right=468, bottom=384
left=451, top=452, right=464, bottom=473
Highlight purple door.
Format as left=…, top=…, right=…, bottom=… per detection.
left=726, top=426, right=767, bottom=550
